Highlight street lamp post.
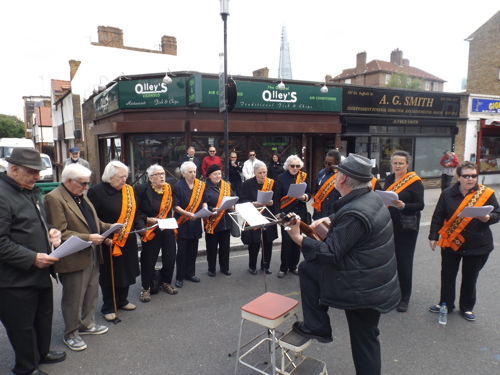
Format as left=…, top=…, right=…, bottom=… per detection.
left=220, top=0, right=230, bottom=180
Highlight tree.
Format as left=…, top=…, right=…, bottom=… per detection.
left=386, top=72, right=422, bottom=90
left=0, top=114, right=26, bottom=138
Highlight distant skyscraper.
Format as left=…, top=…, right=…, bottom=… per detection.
left=278, top=25, right=292, bottom=79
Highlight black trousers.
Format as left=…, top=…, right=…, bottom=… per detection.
left=298, top=261, right=382, bottom=375
left=248, top=241, right=273, bottom=270
left=205, top=229, right=231, bottom=273
left=394, top=229, right=419, bottom=303
left=440, top=250, right=489, bottom=312
left=101, top=285, right=131, bottom=314
left=140, top=229, right=176, bottom=288
left=279, top=228, right=301, bottom=272
left=441, top=174, right=453, bottom=191
left=0, top=286, right=53, bottom=375
left=176, top=237, right=199, bottom=281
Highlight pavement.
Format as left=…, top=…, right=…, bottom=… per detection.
left=1, top=186, right=500, bottom=375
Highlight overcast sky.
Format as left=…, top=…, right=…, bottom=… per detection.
left=1, top=1, right=498, bottom=120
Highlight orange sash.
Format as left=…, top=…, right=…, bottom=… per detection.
left=312, top=172, right=337, bottom=211
left=112, top=185, right=136, bottom=257
left=142, top=183, right=173, bottom=243
left=386, top=172, right=421, bottom=194
left=261, top=177, right=274, bottom=192
left=175, top=179, right=206, bottom=234
left=280, top=171, right=307, bottom=210
left=370, top=177, right=378, bottom=190
left=437, top=185, right=494, bottom=251
left=204, top=180, right=231, bottom=234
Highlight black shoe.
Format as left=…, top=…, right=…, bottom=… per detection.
left=186, top=276, right=200, bottom=283
left=263, top=269, right=272, bottom=275
left=40, top=350, right=67, bottom=364
left=292, top=321, right=333, bottom=343
left=222, top=270, right=231, bottom=276
left=207, top=271, right=216, bottom=277
left=397, top=301, right=409, bottom=312
left=461, top=310, right=476, bottom=321
left=248, top=268, right=257, bottom=275
left=175, top=280, right=183, bottom=288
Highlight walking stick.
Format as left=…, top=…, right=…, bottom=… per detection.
left=109, top=243, right=121, bottom=324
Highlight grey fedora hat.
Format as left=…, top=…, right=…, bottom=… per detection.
left=337, top=153, right=373, bottom=182
left=5, top=147, right=47, bottom=171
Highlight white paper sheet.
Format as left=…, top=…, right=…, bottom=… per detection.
left=235, top=202, right=269, bottom=226
left=375, top=190, right=399, bottom=207
left=458, top=205, right=494, bottom=218
left=287, top=182, right=307, bottom=198
left=257, top=190, right=274, bottom=205
left=194, top=208, right=214, bottom=219
left=217, top=196, right=239, bottom=211
left=101, top=223, right=124, bottom=238
left=157, top=218, right=178, bottom=229
left=50, top=235, right=92, bottom=259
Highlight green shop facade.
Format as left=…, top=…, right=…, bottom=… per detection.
left=85, top=73, right=466, bottom=188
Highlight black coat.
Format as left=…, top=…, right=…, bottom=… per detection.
left=273, top=171, right=311, bottom=219
left=0, top=173, right=53, bottom=288
left=88, top=182, right=144, bottom=288
left=429, top=182, right=500, bottom=255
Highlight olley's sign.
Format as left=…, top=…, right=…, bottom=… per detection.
left=201, top=79, right=341, bottom=112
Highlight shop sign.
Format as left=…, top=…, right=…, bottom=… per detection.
left=187, top=74, right=203, bottom=105
left=472, top=98, right=500, bottom=113
left=343, top=88, right=460, bottom=117
left=201, top=79, right=341, bottom=112
left=118, top=78, right=187, bottom=108
left=94, top=84, right=119, bottom=117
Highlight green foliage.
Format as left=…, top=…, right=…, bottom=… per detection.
left=386, top=73, right=422, bottom=90
left=0, top=114, right=26, bottom=138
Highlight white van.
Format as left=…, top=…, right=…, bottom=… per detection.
left=39, top=153, right=53, bottom=182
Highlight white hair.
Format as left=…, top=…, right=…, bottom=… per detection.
left=62, top=163, right=91, bottom=183
left=253, top=160, right=266, bottom=172
left=283, top=155, right=304, bottom=170
left=147, top=164, right=164, bottom=177
left=180, top=161, right=196, bottom=174
left=101, top=160, right=129, bottom=183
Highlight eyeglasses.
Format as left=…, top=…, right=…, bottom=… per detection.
left=460, top=174, right=478, bottom=179
left=209, top=150, right=216, bottom=153
left=324, top=162, right=338, bottom=167
left=249, top=154, right=256, bottom=157
left=289, top=165, right=301, bottom=168
left=392, top=162, right=407, bottom=167
left=75, top=180, right=90, bottom=187
left=152, top=172, right=165, bottom=177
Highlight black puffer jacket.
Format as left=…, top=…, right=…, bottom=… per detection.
left=429, top=182, right=500, bottom=255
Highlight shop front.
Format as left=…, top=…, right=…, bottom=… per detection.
left=339, top=87, right=466, bottom=186
left=87, top=73, right=342, bottom=187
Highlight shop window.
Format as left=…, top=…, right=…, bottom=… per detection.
left=414, top=137, right=452, bottom=177
left=479, top=135, right=500, bottom=172
left=374, top=137, right=413, bottom=178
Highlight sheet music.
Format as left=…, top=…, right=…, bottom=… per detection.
left=158, top=218, right=178, bottom=229
left=458, top=205, right=494, bottom=218
left=287, top=182, right=307, bottom=198
left=257, top=190, right=274, bottom=205
left=235, top=202, right=269, bottom=226
left=375, top=190, right=398, bottom=207
left=194, top=208, right=214, bottom=219
left=101, top=223, right=124, bottom=238
left=217, top=196, right=239, bottom=211
left=51, top=235, right=92, bottom=259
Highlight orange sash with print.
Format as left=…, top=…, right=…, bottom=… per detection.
left=175, top=179, right=206, bottom=236
left=204, top=180, right=231, bottom=234
left=261, top=177, right=274, bottom=193
left=142, top=183, right=173, bottom=242
left=386, top=172, right=421, bottom=194
left=370, top=177, right=378, bottom=190
left=280, top=171, right=308, bottom=210
left=112, top=185, right=136, bottom=257
left=312, top=172, right=337, bottom=211
left=437, top=185, right=494, bottom=251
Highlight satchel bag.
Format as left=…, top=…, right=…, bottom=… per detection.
left=230, top=216, right=241, bottom=237
left=400, top=213, right=419, bottom=233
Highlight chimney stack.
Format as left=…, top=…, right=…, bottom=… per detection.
left=390, top=48, right=403, bottom=66
left=161, top=36, right=177, bottom=56
left=97, top=26, right=124, bottom=48
left=252, top=67, right=269, bottom=78
left=356, top=51, right=367, bottom=74
left=69, top=60, right=81, bottom=81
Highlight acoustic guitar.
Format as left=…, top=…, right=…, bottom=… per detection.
left=279, top=213, right=330, bottom=241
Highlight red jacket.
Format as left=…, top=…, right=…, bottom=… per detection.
left=201, top=155, right=223, bottom=177
left=440, top=153, right=459, bottom=168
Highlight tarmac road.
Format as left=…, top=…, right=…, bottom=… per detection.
left=1, top=187, right=500, bottom=375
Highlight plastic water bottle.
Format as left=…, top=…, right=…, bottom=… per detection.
left=439, top=302, right=448, bottom=325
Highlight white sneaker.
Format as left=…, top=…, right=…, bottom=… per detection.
left=79, top=324, right=109, bottom=335
left=64, top=336, right=87, bottom=351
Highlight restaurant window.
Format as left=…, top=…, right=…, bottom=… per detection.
left=479, top=135, right=500, bottom=172
left=414, top=137, right=452, bottom=177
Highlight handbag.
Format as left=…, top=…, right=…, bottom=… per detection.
left=230, top=216, right=241, bottom=237
left=400, top=213, right=419, bottom=233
